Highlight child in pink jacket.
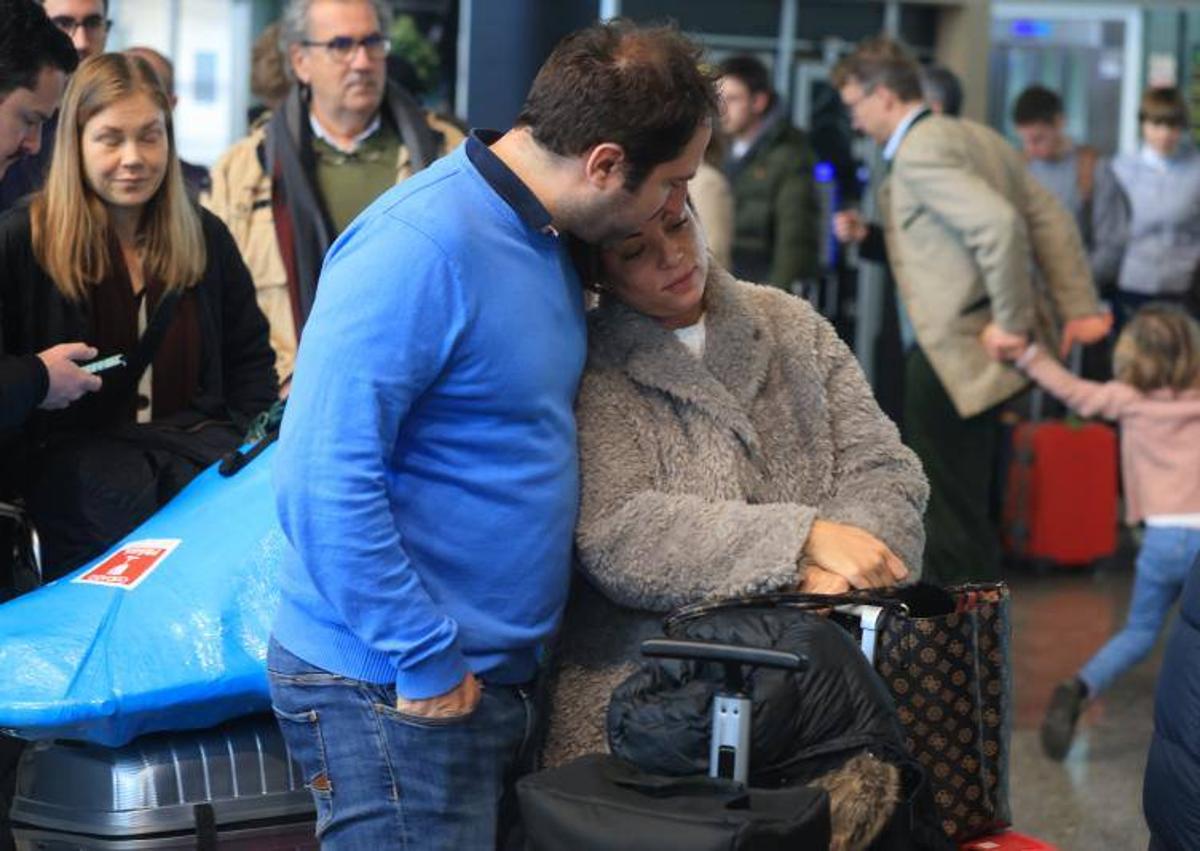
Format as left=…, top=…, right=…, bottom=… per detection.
left=1010, top=303, right=1200, bottom=760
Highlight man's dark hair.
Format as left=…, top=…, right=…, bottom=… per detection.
left=830, top=36, right=923, bottom=102
left=1012, top=85, right=1063, bottom=126
left=38, top=0, right=109, bottom=10
left=718, top=54, right=776, bottom=112
left=921, top=65, right=963, bottom=116
left=0, top=0, right=79, bottom=99
left=517, top=19, right=718, bottom=192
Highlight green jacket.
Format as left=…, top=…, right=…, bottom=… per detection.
left=725, top=114, right=820, bottom=289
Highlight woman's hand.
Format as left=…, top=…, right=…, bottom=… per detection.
left=799, top=563, right=852, bottom=595
left=802, top=519, right=908, bottom=589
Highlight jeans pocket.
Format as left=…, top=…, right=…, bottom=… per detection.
left=272, top=706, right=334, bottom=832
left=366, top=682, right=481, bottom=730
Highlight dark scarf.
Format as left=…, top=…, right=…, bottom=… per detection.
left=264, top=82, right=441, bottom=333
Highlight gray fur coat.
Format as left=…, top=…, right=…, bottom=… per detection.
left=544, top=265, right=929, bottom=769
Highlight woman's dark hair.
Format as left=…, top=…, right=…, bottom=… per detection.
left=517, top=19, right=718, bottom=192
left=1012, top=85, right=1063, bottom=126
left=0, top=0, right=79, bottom=99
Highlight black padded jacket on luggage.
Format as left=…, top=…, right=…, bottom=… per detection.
left=608, top=606, right=952, bottom=851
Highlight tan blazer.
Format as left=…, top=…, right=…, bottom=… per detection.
left=880, top=114, right=1100, bottom=418
left=203, top=114, right=464, bottom=383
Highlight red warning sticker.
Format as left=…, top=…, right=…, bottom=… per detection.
left=72, top=539, right=181, bottom=590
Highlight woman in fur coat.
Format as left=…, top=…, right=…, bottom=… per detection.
left=545, top=201, right=930, bottom=850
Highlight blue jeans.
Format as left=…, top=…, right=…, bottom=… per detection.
left=1080, top=526, right=1200, bottom=696
left=267, top=639, right=537, bottom=850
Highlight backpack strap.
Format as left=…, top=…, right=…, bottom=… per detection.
left=123, top=287, right=183, bottom=387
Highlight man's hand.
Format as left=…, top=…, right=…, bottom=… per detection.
left=1059, top=313, right=1113, bottom=358
left=37, top=343, right=102, bottom=410
left=395, top=672, right=481, bottom=720
left=799, top=563, right=852, bottom=595
left=833, top=210, right=869, bottom=245
left=802, top=519, right=908, bottom=589
left=980, top=323, right=1029, bottom=362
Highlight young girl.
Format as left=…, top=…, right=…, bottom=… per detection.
left=1012, top=304, right=1200, bottom=760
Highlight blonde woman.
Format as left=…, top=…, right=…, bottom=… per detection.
left=0, top=53, right=276, bottom=577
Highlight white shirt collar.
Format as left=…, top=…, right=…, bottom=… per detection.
left=883, top=106, right=928, bottom=162
left=309, top=112, right=382, bottom=154
left=1140, top=145, right=1174, bottom=172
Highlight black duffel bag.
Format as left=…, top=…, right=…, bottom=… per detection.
left=518, top=754, right=830, bottom=851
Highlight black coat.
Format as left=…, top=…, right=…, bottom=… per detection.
left=1143, top=553, right=1200, bottom=850
left=0, top=204, right=277, bottom=446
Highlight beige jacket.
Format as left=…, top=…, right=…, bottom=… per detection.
left=546, top=266, right=928, bottom=768
left=688, top=161, right=734, bottom=270
left=202, top=113, right=463, bottom=381
left=544, top=269, right=928, bottom=849
left=881, top=115, right=1100, bottom=417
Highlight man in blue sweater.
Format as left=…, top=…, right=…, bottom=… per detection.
left=268, top=20, right=716, bottom=849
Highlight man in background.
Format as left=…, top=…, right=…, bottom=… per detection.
left=0, top=0, right=109, bottom=210
left=832, top=37, right=1109, bottom=584
left=205, top=0, right=463, bottom=387
left=0, top=0, right=96, bottom=433
left=718, top=54, right=819, bottom=290
left=1013, top=84, right=1127, bottom=294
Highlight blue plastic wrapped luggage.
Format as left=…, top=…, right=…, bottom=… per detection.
left=0, top=444, right=282, bottom=746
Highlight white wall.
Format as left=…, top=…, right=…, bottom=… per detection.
left=108, top=0, right=253, bottom=166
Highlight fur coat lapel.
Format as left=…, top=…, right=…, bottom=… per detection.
left=588, top=264, right=773, bottom=455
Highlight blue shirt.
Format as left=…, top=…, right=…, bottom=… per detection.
left=272, top=133, right=587, bottom=699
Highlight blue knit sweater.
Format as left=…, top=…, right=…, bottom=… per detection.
left=272, top=139, right=586, bottom=699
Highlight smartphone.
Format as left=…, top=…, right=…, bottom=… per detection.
left=82, top=354, right=127, bottom=374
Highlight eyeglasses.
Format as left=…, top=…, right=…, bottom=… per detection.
left=50, top=14, right=110, bottom=37
left=300, top=33, right=391, bottom=63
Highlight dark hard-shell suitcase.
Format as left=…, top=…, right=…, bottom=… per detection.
left=9, top=714, right=316, bottom=849
left=1003, top=419, right=1118, bottom=565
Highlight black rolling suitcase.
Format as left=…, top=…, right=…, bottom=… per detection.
left=518, top=640, right=832, bottom=850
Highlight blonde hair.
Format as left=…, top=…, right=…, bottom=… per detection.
left=1113, top=303, right=1200, bottom=393
left=31, top=53, right=205, bottom=303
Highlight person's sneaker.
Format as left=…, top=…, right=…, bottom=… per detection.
left=1041, top=678, right=1087, bottom=761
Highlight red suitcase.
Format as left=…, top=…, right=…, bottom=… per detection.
left=1003, top=418, right=1118, bottom=565
left=960, top=829, right=1059, bottom=850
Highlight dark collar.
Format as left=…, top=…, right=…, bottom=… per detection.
left=466, top=130, right=554, bottom=233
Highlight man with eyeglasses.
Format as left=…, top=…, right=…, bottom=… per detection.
left=0, top=0, right=108, bottom=213
left=830, top=37, right=1109, bottom=586
left=205, top=0, right=463, bottom=388
left=41, top=0, right=109, bottom=61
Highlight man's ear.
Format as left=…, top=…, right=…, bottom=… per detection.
left=583, top=142, right=626, bottom=190
left=289, top=44, right=310, bottom=86
left=750, top=90, right=771, bottom=117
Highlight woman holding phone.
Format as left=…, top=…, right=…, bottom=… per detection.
left=0, top=53, right=275, bottom=577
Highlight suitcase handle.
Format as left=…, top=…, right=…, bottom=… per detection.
left=641, top=638, right=808, bottom=784
left=641, top=638, right=807, bottom=694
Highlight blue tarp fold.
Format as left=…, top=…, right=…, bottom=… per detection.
left=0, top=446, right=282, bottom=746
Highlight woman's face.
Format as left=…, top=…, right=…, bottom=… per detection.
left=1142, top=119, right=1183, bottom=158
left=600, top=204, right=709, bottom=329
left=81, top=92, right=169, bottom=214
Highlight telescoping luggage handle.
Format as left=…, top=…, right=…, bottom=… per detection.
left=640, top=638, right=808, bottom=786
left=664, top=591, right=906, bottom=662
